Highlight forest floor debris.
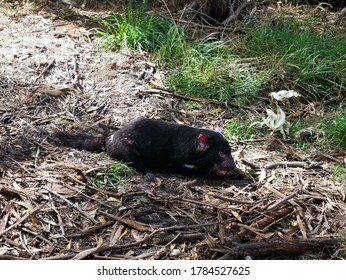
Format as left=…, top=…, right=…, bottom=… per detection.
left=0, top=1, right=345, bottom=259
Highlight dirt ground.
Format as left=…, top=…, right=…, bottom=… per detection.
left=0, top=1, right=345, bottom=260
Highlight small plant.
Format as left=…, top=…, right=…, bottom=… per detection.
left=23, top=0, right=37, bottom=9
left=58, top=8, right=66, bottom=19
left=92, top=162, right=134, bottom=191
left=250, top=107, right=287, bottom=138
left=330, top=165, right=346, bottom=182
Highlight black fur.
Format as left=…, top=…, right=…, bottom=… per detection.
left=56, top=117, right=236, bottom=179
left=55, top=131, right=105, bottom=152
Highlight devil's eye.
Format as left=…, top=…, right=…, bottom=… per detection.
left=219, top=151, right=225, bottom=157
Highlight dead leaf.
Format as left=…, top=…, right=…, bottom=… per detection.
left=230, top=209, right=242, bottom=222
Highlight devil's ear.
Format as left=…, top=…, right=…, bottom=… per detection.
left=197, top=133, right=209, bottom=152
left=212, top=125, right=224, bottom=134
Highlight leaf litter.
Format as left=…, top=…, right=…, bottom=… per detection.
left=0, top=1, right=345, bottom=260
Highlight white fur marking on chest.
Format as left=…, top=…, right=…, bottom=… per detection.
left=184, top=164, right=195, bottom=169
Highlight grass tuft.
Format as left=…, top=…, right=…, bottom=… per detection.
left=95, top=3, right=174, bottom=53
left=330, top=165, right=346, bottom=182
left=322, top=110, right=346, bottom=150
left=225, top=119, right=258, bottom=141
left=92, top=162, right=134, bottom=191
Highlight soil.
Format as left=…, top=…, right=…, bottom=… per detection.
left=0, top=1, right=345, bottom=260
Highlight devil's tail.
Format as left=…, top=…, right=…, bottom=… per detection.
left=56, top=131, right=106, bottom=152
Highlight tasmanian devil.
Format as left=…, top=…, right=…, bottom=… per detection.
left=56, top=117, right=236, bottom=180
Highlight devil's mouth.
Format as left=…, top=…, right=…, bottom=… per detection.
left=212, top=164, right=232, bottom=176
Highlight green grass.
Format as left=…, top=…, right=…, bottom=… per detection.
left=288, top=108, right=346, bottom=150
left=96, top=5, right=345, bottom=103
left=95, top=3, right=270, bottom=102
left=95, top=3, right=176, bottom=53
left=92, top=162, right=134, bottom=191
left=163, top=36, right=274, bottom=102
left=165, top=18, right=345, bottom=102
left=321, top=110, right=346, bottom=150
left=289, top=118, right=320, bottom=137
left=330, top=165, right=346, bottom=182
left=23, top=0, right=38, bottom=9
left=225, top=119, right=258, bottom=141
left=235, top=18, right=346, bottom=101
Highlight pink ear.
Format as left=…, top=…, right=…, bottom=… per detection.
left=197, top=133, right=209, bottom=151
left=212, top=125, right=223, bottom=133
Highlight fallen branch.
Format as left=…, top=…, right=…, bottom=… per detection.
left=241, top=158, right=261, bottom=169
left=262, top=185, right=302, bottom=209
left=236, top=207, right=294, bottom=239
left=266, top=192, right=297, bottom=211
left=264, top=161, right=323, bottom=170
left=151, top=233, right=205, bottom=244
left=139, top=88, right=221, bottom=104
left=139, top=88, right=265, bottom=113
left=175, top=19, right=240, bottom=32
left=222, top=0, right=255, bottom=25
left=288, top=93, right=345, bottom=119
left=222, top=0, right=271, bottom=26
left=41, top=186, right=98, bottom=224
left=212, top=194, right=259, bottom=205
left=217, top=238, right=340, bottom=257
left=66, top=221, right=116, bottom=238
left=0, top=255, right=31, bottom=260
left=99, top=211, right=153, bottom=232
